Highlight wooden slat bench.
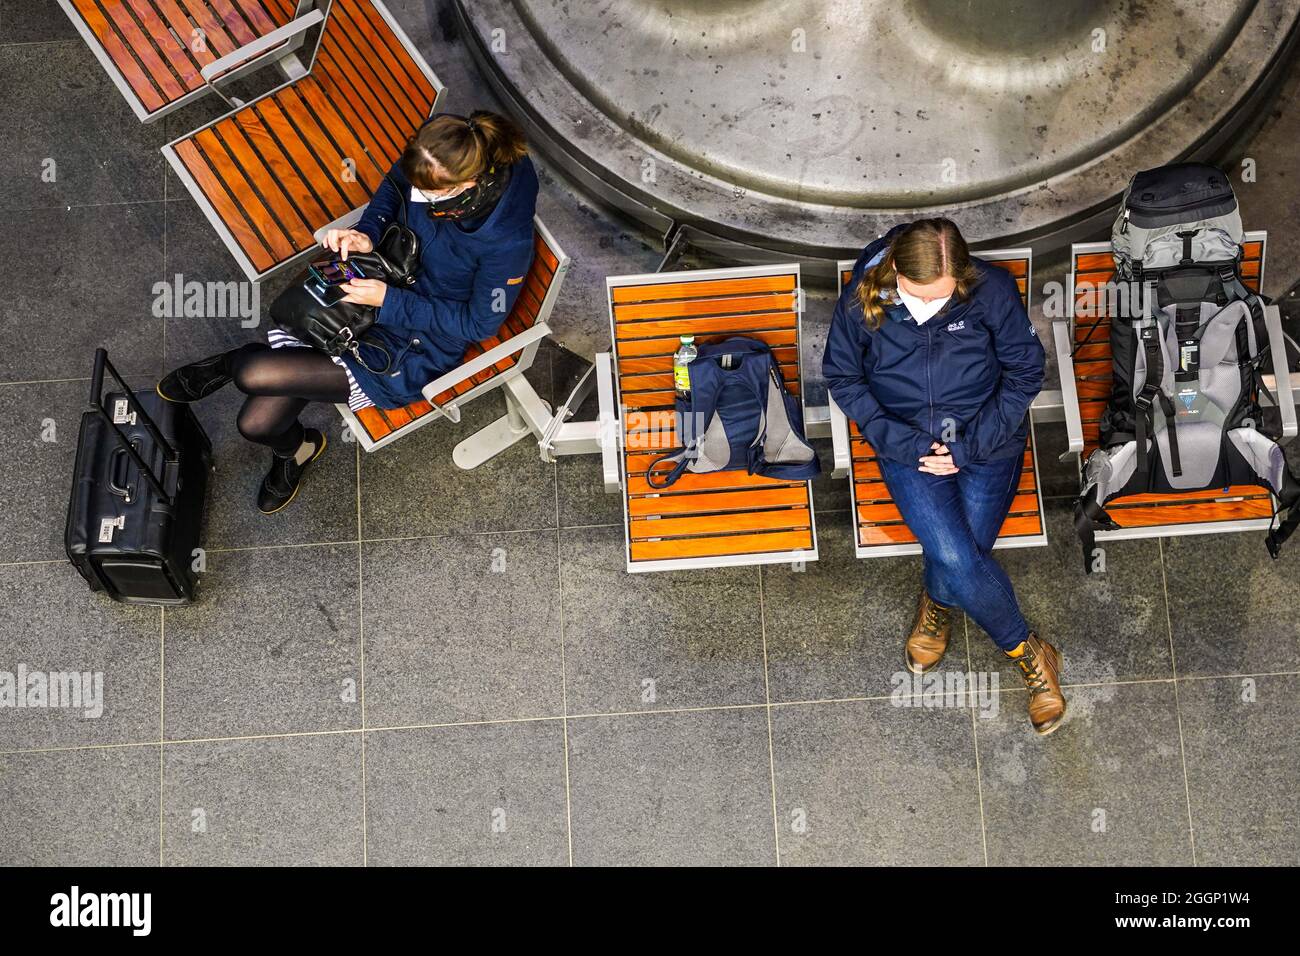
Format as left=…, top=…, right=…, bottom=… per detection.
left=832, top=248, right=1048, bottom=557
left=602, top=264, right=818, bottom=572
left=335, top=218, right=571, bottom=457
left=58, top=0, right=322, bottom=123
left=162, top=0, right=444, bottom=281
left=1060, top=231, right=1281, bottom=539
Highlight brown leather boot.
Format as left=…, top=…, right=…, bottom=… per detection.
left=905, top=591, right=952, bottom=674
left=1006, top=632, right=1066, bottom=736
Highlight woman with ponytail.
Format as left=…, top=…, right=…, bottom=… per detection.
left=823, top=219, right=1065, bottom=735
left=155, top=110, right=538, bottom=514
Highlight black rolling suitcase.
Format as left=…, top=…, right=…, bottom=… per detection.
left=65, top=349, right=213, bottom=605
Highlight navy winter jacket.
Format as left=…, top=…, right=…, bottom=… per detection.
left=822, top=225, right=1045, bottom=468
left=341, top=157, right=539, bottom=408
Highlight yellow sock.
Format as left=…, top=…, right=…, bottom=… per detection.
left=1005, top=641, right=1027, bottom=658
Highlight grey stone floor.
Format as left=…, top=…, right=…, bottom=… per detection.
left=1, top=1, right=1298, bottom=867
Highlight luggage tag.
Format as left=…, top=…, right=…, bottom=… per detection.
left=112, top=398, right=136, bottom=425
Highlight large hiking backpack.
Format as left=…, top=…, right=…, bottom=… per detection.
left=1076, top=162, right=1300, bottom=570
left=1111, top=162, right=1243, bottom=280
left=646, top=337, right=820, bottom=488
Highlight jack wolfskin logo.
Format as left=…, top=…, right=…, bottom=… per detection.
left=945, top=320, right=965, bottom=332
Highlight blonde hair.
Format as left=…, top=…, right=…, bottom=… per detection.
left=400, top=110, right=528, bottom=190
left=855, top=218, right=981, bottom=330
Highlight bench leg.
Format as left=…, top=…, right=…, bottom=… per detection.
left=452, top=381, right=551, bottom=469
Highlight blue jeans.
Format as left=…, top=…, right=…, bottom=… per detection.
left=878, top=447, right=1031, bottom=651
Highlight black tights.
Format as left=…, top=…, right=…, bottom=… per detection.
left=226, top=343, right=351, bottom=456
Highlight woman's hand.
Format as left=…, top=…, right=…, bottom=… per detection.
left=322, top=228, right=373, bottom=260
left=341, top=278, right=387, bottom=308
left=919, top=442, right=959, bottom=476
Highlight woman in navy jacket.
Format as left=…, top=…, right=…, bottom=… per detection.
left=155, top=111, right=538, bottom=514
left=823, top=219, right=1065, bottom=735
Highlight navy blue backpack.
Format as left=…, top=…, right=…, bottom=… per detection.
left=646, top=337, right=821, bottom=489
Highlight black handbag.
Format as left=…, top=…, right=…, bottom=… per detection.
left=271, top=176, right=421, bottom=374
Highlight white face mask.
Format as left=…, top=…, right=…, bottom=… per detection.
left=896, top=285, right=951, bottom=324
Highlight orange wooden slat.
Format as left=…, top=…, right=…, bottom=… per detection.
left=630, top=529, right=813, bottom=562
left=251, top=95, right=351, bottom=219
left=231, top=107, right=331, bottom=229
left=194, top=128, right=298, bottom=262
left=627, top=470, right=806, bottom=496
left=856, top=492, right=1039, bottom=526
left=172, top=139, right=275, bottom=272
left=627, top=486, right=810, bottom=517
left=312, top=44, right=405, bottom=161
left=122, top=0, right=203, bottom=89
left=857, top=523, right=918, bottom=546
left=69, top=0, right=168, bottom=112
left=354, top=406, right=391, bottom=440
left=208, top=0, right=260, bottom=47
left=293, top=75, right=386, bottom=194
left=1105, top=498, right=1273, bottom=528
left=274, top=84, right=371, bottom=208
left=330, top=0, right=424, bottom=125
left=174, top=0, right=240, bottom=55
left=614, top=311, right=798, bottom=343
left=352, top=0, right=437, bottom=108
left=316, top=21, right=410, bottom=151
left=629, top=509, right=811, bottom=539
left=214, top=121, right=314, bottom=247
left=615, top=327, right=797, bottom=358
left=535, top=236, right=560, bottom=273
left=612, top=274, right=795, bottom=304
left=98, top=0, right=188, bottom=101
left=614, top=293, right=797, bottom=324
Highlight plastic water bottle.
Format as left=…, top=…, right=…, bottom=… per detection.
left=673, top=334, right=697, bottom=398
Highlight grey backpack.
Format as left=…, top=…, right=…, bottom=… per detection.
left=1111, top=162, right=1243, bottom=280
left=1076, top=289, right=1300, bottom=573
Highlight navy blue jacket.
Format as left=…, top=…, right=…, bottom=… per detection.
left=822, top=226, right=1045, bottom=468
left=342, top=157, right=539, bottom=408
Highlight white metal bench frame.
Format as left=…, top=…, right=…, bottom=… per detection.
left=334, top=217, right=571, bottom=466
left=598, top=262, right=819, bottom=573
left=160, top=0, right=445, bottom=283
left=1054, top=230, right=1298, bottom=541
left=58, top=0, right=330, bottom=124
left=828, top=248, right=1049, bottom=557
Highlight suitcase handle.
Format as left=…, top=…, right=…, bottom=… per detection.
left=109, top=445, right=136, bottom=502
left=89, top=348, right=174, bottom=505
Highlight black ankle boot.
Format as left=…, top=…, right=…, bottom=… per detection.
left=157, top=352, right=233, bottom=403
left=257, top=429, right=327, bottom=514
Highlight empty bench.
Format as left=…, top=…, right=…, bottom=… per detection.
left=597, top=264, right=818, bottom=572
left=829, top=248, right=1048, bottom=557
left=1055, top=231, right=1296, bottom=539
left=334, top=218, right=571, bottom=462
left=58, top=0, right=327, bottom=123
left=163, top=0, right=443, bottom=281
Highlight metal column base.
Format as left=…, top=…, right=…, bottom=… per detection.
left=452, top=385, right=551, bottom=469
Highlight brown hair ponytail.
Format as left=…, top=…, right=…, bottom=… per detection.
left=400, top=110, right=528, bottom=190
left=855, top=218, right=981, bottom=330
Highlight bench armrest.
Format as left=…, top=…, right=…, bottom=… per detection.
left=200, top=9, right=325, bottom=84
left=596, top=352, right=621, bottom=493
left=828, top=394, right=852, bottom=480
left=1263, top=304, right=1297, bottom=443
left=419, top=323, right=550, bottom=404
left=1053, top=320, right=1085, bottom=461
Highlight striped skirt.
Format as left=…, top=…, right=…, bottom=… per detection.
left=266, top=328, right=375, bottom=412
